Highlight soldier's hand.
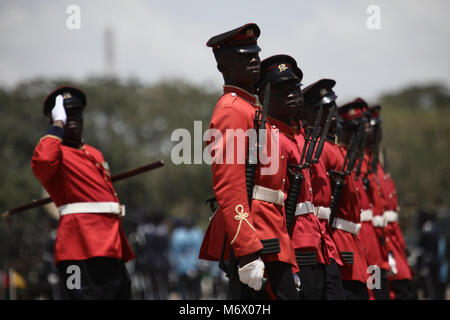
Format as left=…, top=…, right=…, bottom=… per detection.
left=238, top=256, right=265, bottom=291
left=388, top=252, right=398, bottom=275
left=51, top=94, right=67, bottom=126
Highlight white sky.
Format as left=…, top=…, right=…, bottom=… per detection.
left=0, top=0, right=449, bottom=102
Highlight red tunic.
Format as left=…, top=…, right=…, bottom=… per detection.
left=199, top=86, right=297, bottom=268
left=356, top=153, right=388, bottom=270
left=377, top=165, right=413, bottom=281
left=322, top=141, right=368, bottom=283
left=31, top=131, right=135, bottom=263
left=310, top=143, right=344, bottom=266
left=366, top=167, right=391, bottom=271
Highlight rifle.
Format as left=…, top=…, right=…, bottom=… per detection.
left=329, top=117, right=365, bottom=227
left=284, top=102, right=324, bottom=235
left=362, top=121, right=382, bottom=191
left=369, top=122, right=382, bottom=174
left=1, top=160, right=164, bottom=219
left=245, top=82, right=270, bottom=208
left=284, top=128, right=312, bottom=235
left=354, top=113, right=370, bottom=180
left=312, top=103, right=337, bottom=164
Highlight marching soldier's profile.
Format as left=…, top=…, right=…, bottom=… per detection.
left=199, top=24, right=300, bottom=300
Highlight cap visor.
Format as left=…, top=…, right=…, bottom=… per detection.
left=234, top=44, right=261, bottom=53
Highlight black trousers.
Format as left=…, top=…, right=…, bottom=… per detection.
left=57, top=257, right=131, bottom=300
left=297, top=264, right=327, bottom=300
left=372, top=269, right=391, bottom=300
left=342, top=280, right=369, bottom=300
left=227, top=261, right=298, bottom=300
left=390, top=279, right=416, bottom=300
left=265, top=261, right=299, bottom=300
left=325, top=259, right=346, bottom=300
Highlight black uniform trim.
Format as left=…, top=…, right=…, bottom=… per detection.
left=260, top=238, right=281, bottom=255
left=296, top=251, right=318, bottom=266
left=45, top=125, right=65, bottom=139
left=340, top=251, right=354, bottom=265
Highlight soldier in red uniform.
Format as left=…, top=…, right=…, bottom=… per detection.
left=256, top=55, right=332, bottom=299
left=367, top=105, right=415, bottom=299
left=199, top=24, right=298, bottom=300
left=340, top=98, right=391, bottom=299
left=31, top=86, right=135, bottom=299
left=299, top=79, right=346, bottom=300
left=329, top=101, right=370, bottom=299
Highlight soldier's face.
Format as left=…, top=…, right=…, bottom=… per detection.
left=64, top=108, right=84, bottom=142
left=270, top=80, right=302, bottom=118
left=220, top=51, right=261, bottom=86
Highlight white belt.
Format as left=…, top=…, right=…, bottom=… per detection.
left=333, top=217, right=361, bottom=235
left=295, top=201, right=315, bottom=216
left=58, top=202, right=126, bottom=217
left=383, top=210, right=399, bottom=223
left=372, top=215, right=386, bottom=227
left=252, top=185, right=285, bottom=205
left=360, top=209, right=373, bottom=222
left=314, top=206, right=330, bottom=220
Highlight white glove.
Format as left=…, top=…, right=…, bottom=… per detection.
left=293, top=273, right=302, bottom=290
left=51, top=94, right=67, bottom=124
left=388, top=252, right=398, bottom=275
left=238, top=257, right=265, bottom=291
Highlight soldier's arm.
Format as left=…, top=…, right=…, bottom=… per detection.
left=31, top=124, right=65, bottom=183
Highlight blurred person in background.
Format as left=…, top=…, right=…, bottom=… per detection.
left=416, top=210, right=448, bottom=299
left=170, top=217, right=204, bottom=299
left=134, top=209, right=170, bottom=300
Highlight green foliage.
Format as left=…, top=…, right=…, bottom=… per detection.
left=378, top=84, right=450, bottom=231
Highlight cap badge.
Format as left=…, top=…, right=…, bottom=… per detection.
left=348, top=108, right=356, bottom=115
left=62, top=92, right=72, bottom=99
left=246, top=29, right=255, bottom=37
left=320, top=88, right=328, bottom=97
left=278, top=64, right=288, bottom=72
